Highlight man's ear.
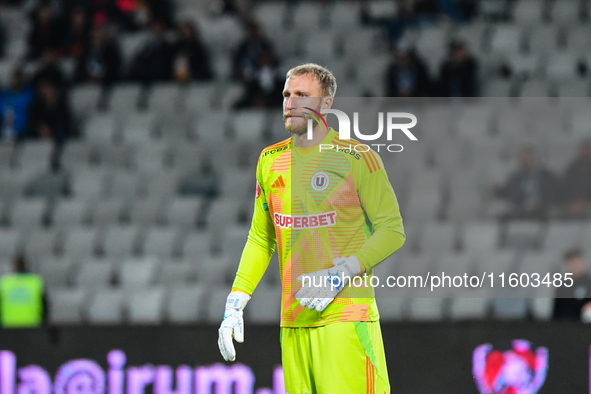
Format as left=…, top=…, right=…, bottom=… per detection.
left=322, top=96, right=333, bottom=110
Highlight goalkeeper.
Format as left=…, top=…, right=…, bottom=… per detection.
left=218, top=63, right=406, bottom=394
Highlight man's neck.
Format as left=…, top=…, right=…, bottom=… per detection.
left=293, top=126, right=329, bottom=148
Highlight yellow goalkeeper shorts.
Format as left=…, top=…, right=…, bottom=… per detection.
left=280, top=321, right=390, bottom=394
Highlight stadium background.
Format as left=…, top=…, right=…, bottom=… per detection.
left=1, top=0, right=591, bottom=392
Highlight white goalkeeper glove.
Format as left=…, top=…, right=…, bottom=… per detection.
left=296, top=256, right=362, bottom=312
left=218, top=291, right=250, bottom=362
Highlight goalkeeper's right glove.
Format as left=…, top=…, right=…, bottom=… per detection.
left=218, top=291, right=250, bottom=362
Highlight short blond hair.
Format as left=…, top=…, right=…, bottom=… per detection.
left=286, top=63, right=337, bottom=98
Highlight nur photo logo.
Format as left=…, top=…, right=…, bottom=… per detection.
left=303, top=107, right=418, bottom=153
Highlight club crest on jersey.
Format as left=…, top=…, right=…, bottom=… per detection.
left=311, top=171, right=329, bottom=191
left=255, top=181, right=261, bottom=198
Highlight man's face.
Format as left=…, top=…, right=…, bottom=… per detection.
left=282, top=74, right=324, bottom=136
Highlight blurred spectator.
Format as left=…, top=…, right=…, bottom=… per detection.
left=233, top=22, right=275, bottom=82
left=208, top=0, right=238, bottom=17
left=0, top=18, right=6, bottom=58
left=438, top=40, right=479, bottom=97
left=129, top=20, right=173, bottom=84
left=0, top=69, right=35, bottom=141
left=560, top=141, right=591, bottom=218
left=495, top=147, right=557, bottom=221
left=33, top=50, right=66, bottom=90
left=144, top=0, right=174, bottom=28
left=179, top=161, right=219, bottom=199
left=74, top=25, right=122, bottom=86
left=27, top=4, right=63, bottom=59
left=171, top=21, right=214, bottom=83
left=0, top=254, right=47, bottom=328
left=63, top=6, right=90, bottom=58
left=553, top=248, right=591, bottom=321
left=27, top=80, right=72, bottom=144
left=385, top=44, right=431, bottom=97
left=234, top=49, right=283, bottom=109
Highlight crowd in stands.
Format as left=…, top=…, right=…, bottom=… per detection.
left=496, top=142, right=591, bottom=221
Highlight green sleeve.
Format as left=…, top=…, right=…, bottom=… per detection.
left=352, top=152, right=406, bottom=270
left=231, top=163, right=276, bottom=295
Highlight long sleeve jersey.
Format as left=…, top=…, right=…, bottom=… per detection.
left=232, top=128, right=406, bottom=327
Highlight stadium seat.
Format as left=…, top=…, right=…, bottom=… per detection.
left=129, top=198, right=165, bottom=226
left=23, top=229, right=58, bottom=261
left=489, top=25, right=524, bottom=55
left=196, top=254, right=231, bottom=285
left=449, top=290, right=491, bottom=320
left=545, top=53, right=579, bottom=80
left=530, top=286, right=556, bottom=321
left=75, top=260, right=115, bottom=288
left=502, top=220, right=544, bottom=249
left=48, top=288, right=87, bottom=324
left=420, top=223, right=458, bottom=254
left=167, top=285, right=206, bottom=323
left=88, top=198, right=126, bottom=226
left=87, top=289, right=125, bottom=324
left=7, top=197, right=47, bottom=230
left=51, top=199, right=88, bottom=228
left=108, top=83, right=142, bottom=112
left=556, top=79, right=590, bottom=97
left=147, top=83, right=183, bottom=114
left=570, top=107, right=591, bottom=137
left=512, top=0, right=545, bottom=25
left=481, top=79, right=514, bottom=97
left=158, top=260, right=197, bottom=285
left=61, top=227, right=99, bottom=259
left=566, top=25, right=591, bottom=52
left=461, top=222, right=499, bottom=253
left=132, top=142, right=171, bottom=172
left=519, top=79, right=551, bottom=97
left=543, top=222, right=586, bottom=251
left=70, top=85, right=102, bottom=119
left=118, top=256, right=159, bottom=287
left=60, top=141, right=94, bottom=170
left=163, top=197, right=204, bottom=228
left=247, top=285, right=282, bottom=324
left=492, top=296, right=529, bottom=319
left=107, top=171, right=141, bottom=199
left=518, top=251, right=560, bottom=275
left=434, top=252, right=474, bottom=276
left=185, top=82, right=218, bottom=115
left=231, top=110, right=268, bottom=142
left=181, top=232, right=210, bottom=259
left=15, top=141, right=53, bottom=173
left=475, top=250, right=517, bottom=276
left=127, top=286, right=166, bottom=324
left=0, top=144, right=13, bottom=169
left=121, top=113, right=157, bottom=143
left=549, top=0, right=583, bottom=24
left=408, top=298, right=446, bottom=321
left=526, top=25, right=559, bottom=55
left=0, top=229, right=20, bottom=261
left=507, top=54, right=541, bottom=78
left=96, top=143, right=132, bottom=170
left=142, top=227, right=181, bottom=258
left=84, top=114, right=117, bottom=144
left=38, top=258, right=74, bottom=288
left=102, top=225, right=141, bottom=258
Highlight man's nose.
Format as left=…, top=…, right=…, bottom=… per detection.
left=286, top=96, right=297, bottom=109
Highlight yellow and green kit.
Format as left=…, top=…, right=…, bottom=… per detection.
left=231, top=128, right=405, bottom=393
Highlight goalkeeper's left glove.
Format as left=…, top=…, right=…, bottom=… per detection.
left=296, top=256, right=362, bottom=312
left=218, top=291, right=250, bottom=362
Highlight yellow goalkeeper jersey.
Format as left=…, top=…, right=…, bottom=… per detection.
left=232, top=128, right=406, bottom=327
